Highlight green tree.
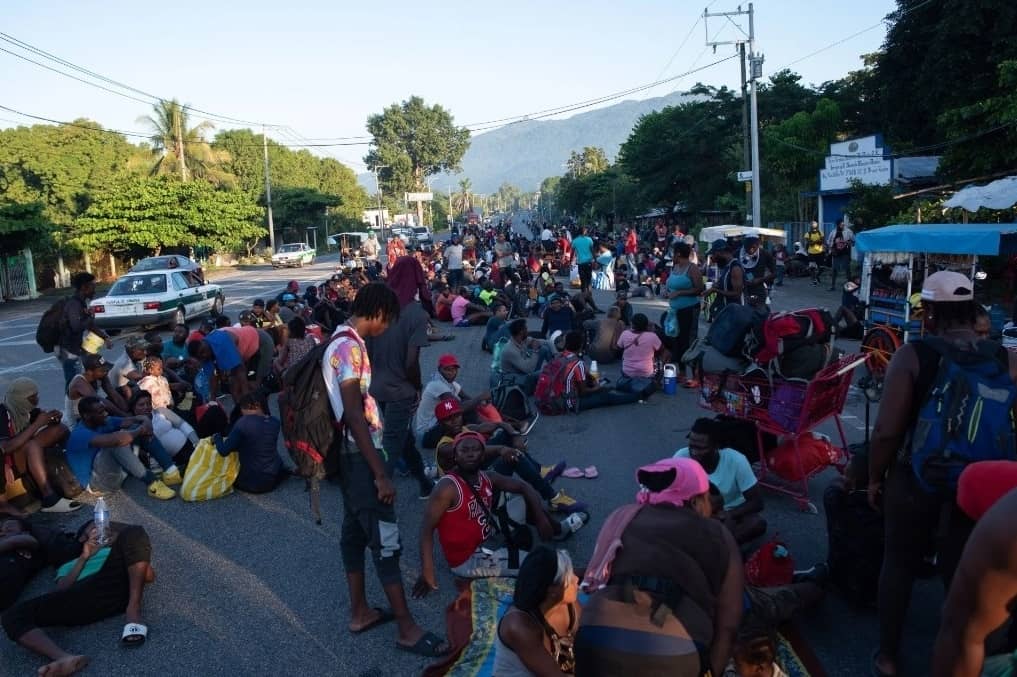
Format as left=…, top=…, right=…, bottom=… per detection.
left=868, top=0, right=1017, bottom=148
left=431, top=191, right=450, bottom=229
left=0, top=202, right=51, bottom=253
left=619, top=88, right=740, bottom=214
left=71, top=176, right=264, bottom=256
left=845, top=180, right=902, bottom=231
left=212, top=129, right=370, bottom=228
left=758, top=70, right=819, bottom=126
left=936, top=60, right=1017, bottom=179
left=141, top=100, right=231, bottom=184
left=452, top=178, right=473, bottom=216
left=270, top=187, right=342, bottom=244
left=538, top=176, right=561, bottom=219
left=364, top=96, right=471, bottom=199
left=762, top=98, right=842, bottom=220
left=0, top=121, right=145, bottom=227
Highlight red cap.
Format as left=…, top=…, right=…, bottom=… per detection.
left=957, top=461, right=1017, bottom=521
left=437, top=354, right=460, bottom=369
left=435, top=398, right=462, bottom=422
left=287, top=279, right=299, bottom=291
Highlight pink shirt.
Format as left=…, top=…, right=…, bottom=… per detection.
left=451, top=296, right=470, bottom=324
left=617, top=330, right=661, bottom=378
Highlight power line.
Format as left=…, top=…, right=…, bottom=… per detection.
left=464, top=55, right=739, bottom=134
left=0, top=32, right=284, bottom=129
left=776, top=0, right=937, bottom=71
left=768, top=119, right=1017, bottom=159
left=0, top=27, right=734, bottom=145
left=0, top=104, right=372, bottom=147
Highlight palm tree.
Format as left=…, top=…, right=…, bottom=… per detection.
left=140, top=99, right=231, bottom=184
left=452, top=178, right=473, bottom=215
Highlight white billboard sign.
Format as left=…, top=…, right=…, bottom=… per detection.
left=820, top=135, right=892, bottom=192
left=737, top=170, right=753, bottom=182
left=404, top=192, right=433, bottom=202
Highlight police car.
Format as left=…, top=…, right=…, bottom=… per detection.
left=90, top=266, right=224, bottom=329
left=271, top=243, right=316, bottom=268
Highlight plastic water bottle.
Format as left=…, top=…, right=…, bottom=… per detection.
left=589, top=360, right=599, bottom=383
left=94, top=497, right=110, bottom=546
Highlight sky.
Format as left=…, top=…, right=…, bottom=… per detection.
left=1, top=0, right=898, bottom=173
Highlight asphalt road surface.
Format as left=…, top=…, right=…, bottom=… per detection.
left=0, top=242, right=942, bottom=676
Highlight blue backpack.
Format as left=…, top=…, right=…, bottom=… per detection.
left=909, top=337, right=1017, bottom=494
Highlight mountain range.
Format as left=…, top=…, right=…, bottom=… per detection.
left=357, top=89, right=699, bottom=195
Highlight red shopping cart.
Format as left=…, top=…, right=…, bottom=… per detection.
left=697, top=353, right=869, bottom=512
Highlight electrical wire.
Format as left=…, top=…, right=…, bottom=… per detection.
left=769, top=119, right=1017, bottom=159
left=776, top=0, right=937, bottom=71
left=464, top=55, right=738, bottom=134
left=0, top=32, right=284, bottom=129
left=0, top=104, right=373, bottom=147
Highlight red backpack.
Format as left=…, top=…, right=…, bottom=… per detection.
left=752, top=308, right=832, bottom=365
left=534, top=354, right=581, bottom=415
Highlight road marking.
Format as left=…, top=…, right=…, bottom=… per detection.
left=0, top=330, right=38, bottom=343
left=0, top=355, right=55, bottom=375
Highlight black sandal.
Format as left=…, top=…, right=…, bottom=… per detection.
left=397, top=631, right=450, bottom=658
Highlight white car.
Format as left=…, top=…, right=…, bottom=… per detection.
left=90, top=270, right=224, bottom=329
left=271, top=243, right=316, bottom=268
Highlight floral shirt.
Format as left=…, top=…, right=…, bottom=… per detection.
left=322, top=325, right=383, bottom=452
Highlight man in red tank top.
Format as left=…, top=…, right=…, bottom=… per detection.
left=413, top=432, right=557, bottom=590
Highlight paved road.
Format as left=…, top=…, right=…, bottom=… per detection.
left=1, top=242, right=941, bottom=676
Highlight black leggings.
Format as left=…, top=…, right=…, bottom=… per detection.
left=672, top=306, right=697, bottom=374
left=2, top=525, right=150, bottom=641
left=877, top=464, right=973, bottom=659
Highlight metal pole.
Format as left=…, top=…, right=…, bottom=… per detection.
left=262, top=127, right=276, bottom=251
left=374, top=168, right=384, bottom=241
left=748, top=3, right=762, bottom=228
left=750, top=70, right=761, bottom=228
left=740, top=42, right=751, bottom=223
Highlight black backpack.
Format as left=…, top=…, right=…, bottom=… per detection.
left=823, top=481, right=883, bottom=608
left=279, top=328, right=355, bottom=524
left=36, top=298, right=68, bottom=353
left=492, top=382, right=532, bottom=421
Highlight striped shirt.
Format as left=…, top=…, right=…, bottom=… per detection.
left=560, top=352, right=586, bottom=398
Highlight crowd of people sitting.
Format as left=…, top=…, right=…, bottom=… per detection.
left=3, top=217, right=1017, bottom=677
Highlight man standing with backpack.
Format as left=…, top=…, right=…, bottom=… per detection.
left=56, top=273, right=112, bottom=389
left=869, top=272, right=1017, bottom=677
left=320, top=283, right=449, bottom=658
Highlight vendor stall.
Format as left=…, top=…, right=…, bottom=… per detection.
left=854, top=223, right=1017, bottom=377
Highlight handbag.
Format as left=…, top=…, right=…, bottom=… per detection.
left=664, top=308, right=679, bottom=338
left=462, top=476, right=531, bottom=569
left=180, top=437, right=240, bottom=502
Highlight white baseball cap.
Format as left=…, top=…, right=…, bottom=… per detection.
left=921, top=271, right=974, bottom=302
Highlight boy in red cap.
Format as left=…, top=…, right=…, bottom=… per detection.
left=431, top=399, right=584, bottom=515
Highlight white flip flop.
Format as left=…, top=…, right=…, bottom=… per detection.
left=122, top=623, right=148, bottom=646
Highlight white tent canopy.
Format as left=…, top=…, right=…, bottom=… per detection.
left=698, top=225, right=787, bottom=243
left=943, top=175, right=1017, bottom=212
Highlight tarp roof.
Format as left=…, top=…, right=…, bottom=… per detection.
left=943, top=176, right=1017, bottom=212
left=699, top=225, right=787, bottom=242
left=855, top=223, right=1017, bottom=255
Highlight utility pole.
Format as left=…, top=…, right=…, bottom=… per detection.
left=705, top=3, right=763, bottom=227
left=261, top=126, right=276, bottom=251
left=176, top=107, right=188, bottom=182
left=373, top=166, right=388, bottom=242
left=739, top=42, right=751, bottom=222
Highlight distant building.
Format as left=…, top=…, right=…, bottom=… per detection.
left=362, top=208, right=391, bottom=229
left=811, top=134, right=940, bottom=226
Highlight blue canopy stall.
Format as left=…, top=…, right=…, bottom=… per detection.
left=855, top=222, right=1017, bottom=256
left=854, top=223, right=1017, bottom=377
